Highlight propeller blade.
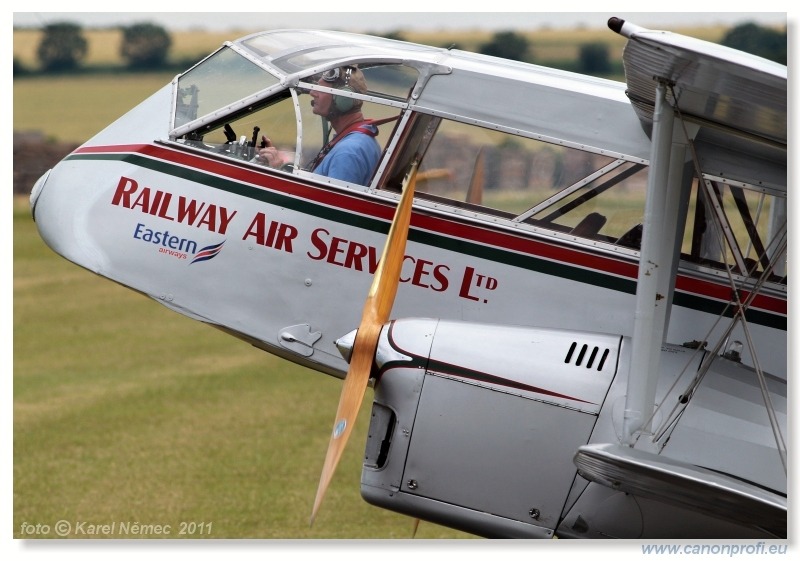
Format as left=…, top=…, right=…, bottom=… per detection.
left=411, top=518, right=421, bottom=538
left=310, top=162, right=419, bottom=525
left=465, top=147, right=485, bottom=205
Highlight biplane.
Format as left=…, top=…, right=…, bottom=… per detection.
left=30, top=17, right=787, bottom=538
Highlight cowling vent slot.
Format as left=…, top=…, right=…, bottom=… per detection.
left=565, top=341, right=610, bottom=371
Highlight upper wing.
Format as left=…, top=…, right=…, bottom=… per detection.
left=608, top=17, right=786, bottom=193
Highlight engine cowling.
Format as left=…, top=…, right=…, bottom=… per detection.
left=357, top=318, right=622, bottom=538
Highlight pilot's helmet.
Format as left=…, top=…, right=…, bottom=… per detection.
left=319, top=65, right=367, bottom=114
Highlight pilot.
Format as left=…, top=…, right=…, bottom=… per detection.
left=257, top=65, right=381, bottom=186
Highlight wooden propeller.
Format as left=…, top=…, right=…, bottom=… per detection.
left=465, top=147, right=485, bottom=205
left=310, top=162, right=419, bottom=525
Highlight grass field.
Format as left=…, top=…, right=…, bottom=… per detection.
left=14, top=73, right=177, bottom=144
left=12, top=197, right=474, bottom=540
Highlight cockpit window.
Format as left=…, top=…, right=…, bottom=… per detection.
left=238, top=29, right=438, bottom=77
left=238, top=30, right=325, bottom=60
left=379, top=113, right=786, bottom=286
left=683, top=179, right=787, bottom=283
left=175, top=61, right=413, bottom=188
left=359, top=64, right=419, bottom=101
left=175, top=47, right=278, bottom=129
left=178, top=94, right=298, bottom=165
left=522, top=160, right=647, bottom=240
left=381, top=115, right=649, bottom=244
left=295, top=63, right=419, bottom=102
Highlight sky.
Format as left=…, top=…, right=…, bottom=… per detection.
left=11, top=5, right=792, bottom=33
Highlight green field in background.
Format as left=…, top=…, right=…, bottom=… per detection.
left=14, top=73, right=176, bottom=144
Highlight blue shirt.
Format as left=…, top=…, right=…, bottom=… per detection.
left=313, top=129, right=381, bottom=186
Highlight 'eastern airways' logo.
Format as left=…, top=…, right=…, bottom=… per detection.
left=133, top=222, right=224, bottom=264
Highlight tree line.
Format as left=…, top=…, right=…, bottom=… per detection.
left=462, top=22, right=785, bottom=67
left=469, top=22, right=786, bottom=71
left=14, top=20, right=786, bottom=79
left=15, top=22, right=176, bottom=75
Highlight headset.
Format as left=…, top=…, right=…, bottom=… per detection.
left=321, top=66, right=355, bottom=113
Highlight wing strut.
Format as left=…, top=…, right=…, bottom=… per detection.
left=622, top=80, right=691, bottom=444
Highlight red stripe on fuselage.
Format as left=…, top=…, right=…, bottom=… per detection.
left=76, top=143, right=787, bottom=317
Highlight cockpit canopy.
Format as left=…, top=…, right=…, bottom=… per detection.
left=167, top=29, right=787, bottom=289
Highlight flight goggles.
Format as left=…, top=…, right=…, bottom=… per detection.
left=320, top=66, right=353, bottom=84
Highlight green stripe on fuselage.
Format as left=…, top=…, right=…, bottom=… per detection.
left=69, top=151, right=785, bottom=331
